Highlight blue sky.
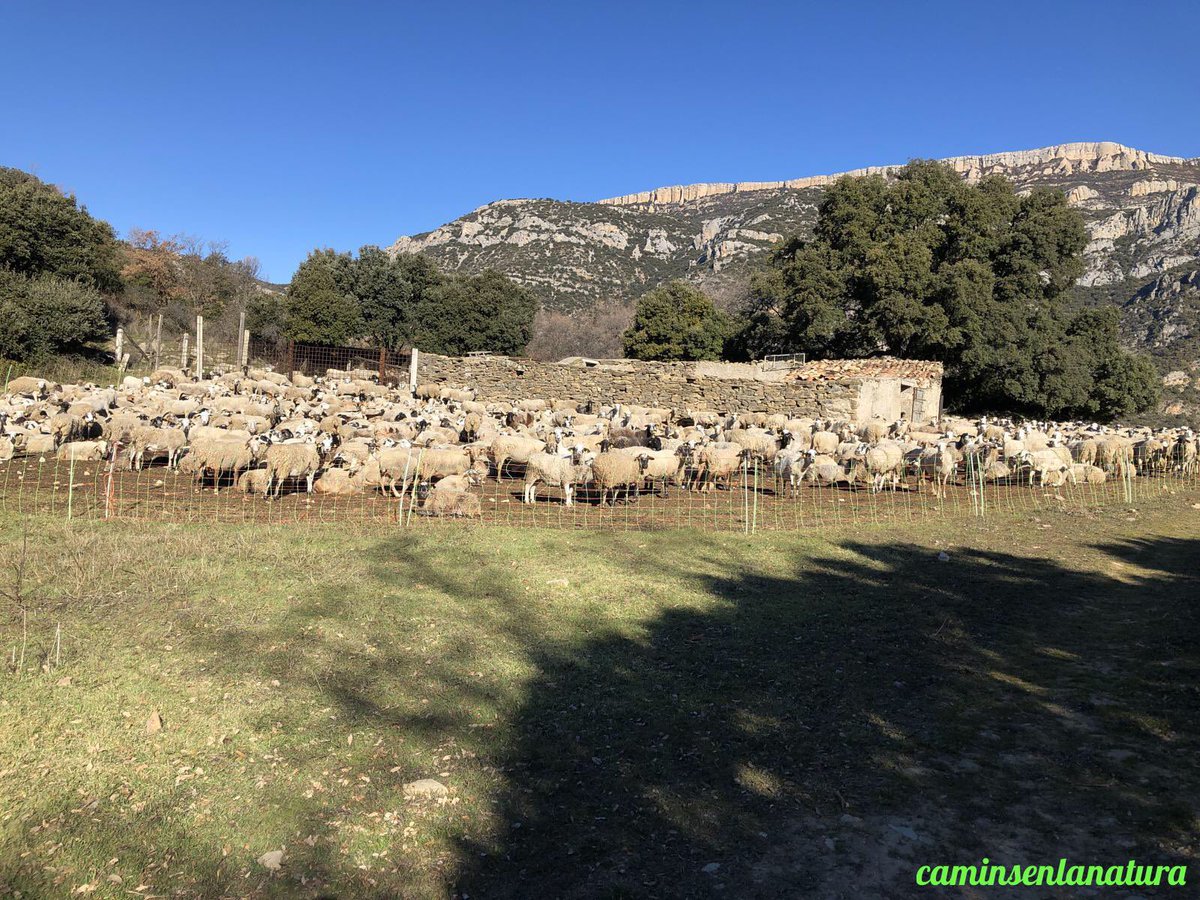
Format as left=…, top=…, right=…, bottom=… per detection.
left=3, top=0, right=1197, bottom=282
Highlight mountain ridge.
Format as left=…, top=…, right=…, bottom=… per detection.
left=387, top=142, right=1200, bottom=414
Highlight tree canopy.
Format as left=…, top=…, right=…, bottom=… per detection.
left=730, top=161, right=1159, bottom=420
left=282, top=247, right=536, bottom=355
left=0, top=167, right=123, bottom=294
left=622, top=281, right=731, bottom=362
left=0, top=269, right=109, bottom=361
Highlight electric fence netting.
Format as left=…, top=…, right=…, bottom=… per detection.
left=2, top=343, right=1195, bottom=533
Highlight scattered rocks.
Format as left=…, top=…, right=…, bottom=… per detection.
left=403, top=778, right=449, bottom=799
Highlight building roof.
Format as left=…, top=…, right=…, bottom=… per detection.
left=787, top=357, right=944, bottom=382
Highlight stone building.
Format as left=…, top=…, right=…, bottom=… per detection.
left=418, top=353, right=943, bottom=425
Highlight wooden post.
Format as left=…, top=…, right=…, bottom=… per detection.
left=236, top=310, right=246, bottom=367
left=241, top=329, right=250, bottom=370
left=195, top=315, right=204, bottom=379
left=378, top=347, right=387, bottom=384
left=153, top=313, right=163, bottom=370
left=114, top=327, right=124, bottom=366
left=285, top=340, right=295, bottom=379
left=409, top=347, right=419, bottom=392
left=181, top=334, right=189, bottom=368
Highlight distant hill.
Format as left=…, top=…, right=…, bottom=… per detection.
left=390, top=142, right=1200, bottom=413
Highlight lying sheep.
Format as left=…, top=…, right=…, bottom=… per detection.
left=421, top=489, right=482, bottom=519
left=56, top=440, right=109, bottom=462
left=236, top=468, right=270, bottom=494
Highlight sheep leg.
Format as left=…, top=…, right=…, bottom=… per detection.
left=263, top=473, right=273, bottom=499
left=563, top=482, right=573, bottom=507
left=306, top=472, right=314, bottom=493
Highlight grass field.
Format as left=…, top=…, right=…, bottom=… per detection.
left=0, top=494, right=1197, bottom=898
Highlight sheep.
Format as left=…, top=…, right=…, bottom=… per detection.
left=127, top=425, right=187, bottom=471
left=811, top=430, right=839, bottom=455
left=189, top=436, right=258, bottom=494
left=589, top=450, right=647, bottom=505
left=523, top=445, right=591, bottom=506
left=633, top=446, right=687, bottom=497
left=858, top=419, right=891, bottom=443
left=692, top=445, right=747, bottom=493
left=930, top=441, right=959, bottom=498
left=56, top=440, right=109, bottom=462
left=805, top=461, right=849, bottom=487
left=726, top=428, right=780, bottom=463
left=849, top=442, right=906, bottom=493
left=1018, top=449, right=1076, bottom=488
left=262, top=439, right=324, bottom=498
left=773, top=448, right=808, bottom=497
left=236, top=468, right=271, bottom=494
left=1071, top=464, right=1107, bottom=484
left=489, top=434, right=546, bottom=481
left=420, top=489, right=482, bottom=519
left=6, top=377, right=50, bottom=398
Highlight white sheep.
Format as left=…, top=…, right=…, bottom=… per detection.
left=523, top=445, right=591, bottom=506
left=263, top=439, right=323, bottom=498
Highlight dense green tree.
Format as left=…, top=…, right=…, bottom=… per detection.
left=354, top=248, right=444, bottom=349
left=622, top=281, right=731, bottom=362
left=0, top=167, right=123, bottom=293
left=283, top=249, right=361, bottom=343
left=415, top=269, right=536, bottom=356
left=0, top=269, right=109, bottom=360
left=730, top=161, right=1158, bottom=420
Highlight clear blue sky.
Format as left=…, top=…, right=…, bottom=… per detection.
left=3, top=0, right=1197, bottom=283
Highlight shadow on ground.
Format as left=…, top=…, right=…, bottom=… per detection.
left=1, top=525, right=1196, bottom=898
left=443, top=533, right=1199, bottom=898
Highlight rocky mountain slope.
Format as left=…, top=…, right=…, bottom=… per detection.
left=389, top=142, right=1200, bottom=408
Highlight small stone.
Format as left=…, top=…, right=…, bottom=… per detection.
left=56, top=676, right=72, bottom=687
left=546, top=578, right=570, bottom=588
left=257, top=849, right=284, bottom=871
left=937, top=551, right=950, bottom=562
left=403, top=778, right=448, bottom=799
left=839, top=814, right=863, bottom=827
left=702, top=863, right=721, bottom=875
left=145, top=711, right=163, bottom=735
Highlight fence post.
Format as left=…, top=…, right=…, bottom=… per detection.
left=114, top=327, right=124, bottom=366
left=285, top=340, right=296, bottom=379
left=379, top=347, right=387, bottom=384
left=181, top=334, right=189, bottom=369
left=241, top=329, right=251, bottom=370
left=195, top=315, right=204, bottom=379
left=236, top=310, right=246, bottom=367
left=409, top=347, right=419, bottom=392
left=153, top=313, right=163, bottom=370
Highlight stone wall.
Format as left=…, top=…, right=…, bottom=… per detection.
left=418, top=354, right=942, bottom=422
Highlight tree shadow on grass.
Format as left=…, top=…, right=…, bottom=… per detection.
left=448, top=534, right=1200, bottom=898
left=0, top=527, right=1196, bottom=898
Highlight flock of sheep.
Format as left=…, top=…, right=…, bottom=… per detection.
left=0, top=365, right=1196, bottom=520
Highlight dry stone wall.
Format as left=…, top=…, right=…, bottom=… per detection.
left=419, top=354, right=866, bottom=419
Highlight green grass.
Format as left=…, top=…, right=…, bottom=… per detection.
left=0, top=497, right=1198, bottom=898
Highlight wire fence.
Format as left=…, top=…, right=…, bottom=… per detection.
left=1, top=447, right=1194, bottom=533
